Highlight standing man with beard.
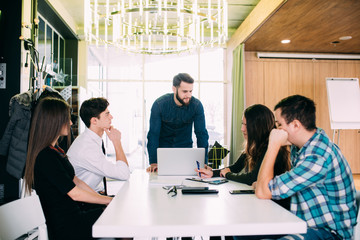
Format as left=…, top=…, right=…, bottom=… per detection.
left=146, top=73, right=209, bottom=172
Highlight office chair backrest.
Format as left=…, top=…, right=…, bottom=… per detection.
left=0, top=194, right=48, bottom=240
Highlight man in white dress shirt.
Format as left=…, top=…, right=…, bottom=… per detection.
left=67, top=97, right=130, bottom=192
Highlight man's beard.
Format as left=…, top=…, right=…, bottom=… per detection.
left=176, top=89, right=191, bottom=106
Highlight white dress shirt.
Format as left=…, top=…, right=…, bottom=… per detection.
left=67, top=127, right=130, bottom=191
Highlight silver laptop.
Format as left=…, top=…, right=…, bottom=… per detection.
left=157, top=148, right=205, bottom=176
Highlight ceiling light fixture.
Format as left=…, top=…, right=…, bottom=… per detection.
left=339, top=36, right=352, bottom=41
left=84, top=0, right=228, bottom=55
left=281, top=39, right=290, bottom=44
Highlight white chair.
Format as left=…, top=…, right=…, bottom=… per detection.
left=0, top=194, right=48, bottom=240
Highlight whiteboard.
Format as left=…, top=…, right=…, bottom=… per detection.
left=326, top=77, right=360, bottom=129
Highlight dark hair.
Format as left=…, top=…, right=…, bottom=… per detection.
left=80, top=98, right=109, bottom=128
left=37, top=89, right=64, bottom=102
left=244, top=104, right=290, bottom=172
left=274, top=95, right=316, bottom=130
left=173, top=73, right=194, bottom=87
left=24, top=98, right=71, bottom=195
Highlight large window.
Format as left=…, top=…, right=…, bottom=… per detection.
left=87, top=46, right=225, bottom=170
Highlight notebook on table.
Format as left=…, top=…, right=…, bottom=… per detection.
left=157, top=148, right=205, bottom=176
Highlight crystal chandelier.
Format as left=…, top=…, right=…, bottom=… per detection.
left=84, top=0, right=228, bottom=54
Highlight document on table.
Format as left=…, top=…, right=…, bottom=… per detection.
left=148, top=175, right=227, bottom=187
left=186, top=177, right=228, bottom=184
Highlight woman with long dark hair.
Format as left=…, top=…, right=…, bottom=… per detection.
left=24, top=98, right=112, bottom=240
left=197, top=104, right=290, bottom=186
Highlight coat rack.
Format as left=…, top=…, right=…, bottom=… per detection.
left=20, top=36, right=48, bottom=97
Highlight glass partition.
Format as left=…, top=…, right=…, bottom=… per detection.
left=87, top=46, right=226, bottom=170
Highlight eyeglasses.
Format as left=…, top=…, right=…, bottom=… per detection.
left=167, top=186, right=177, bottom=197
left=162, top=185, right=186, bottom=197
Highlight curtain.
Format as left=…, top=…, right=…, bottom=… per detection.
left=230, top=44, right=245, bottom=164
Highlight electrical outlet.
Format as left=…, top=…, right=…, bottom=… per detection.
left=0, top=63, right=6, bottom=89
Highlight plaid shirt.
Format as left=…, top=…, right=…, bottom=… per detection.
left=269, top=128, right=357, bottom=240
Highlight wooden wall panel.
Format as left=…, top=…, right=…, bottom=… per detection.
left=313, top=61, right=337, bottom=137
left=337, top=61, right=360, bottom=78
left=244, top=52, right=360, bottom=173
left=338, top=130, right=360, bottom=173
left=289, top=60, right=314, bottom=99
left=245, top=51, right=258, bottom=61
left=245, top=59, right=264, bottom=107
left=264, top=60, right=289, bottom=109
left=357, top=131, right=360, bottom=172
left=336, top=61, right=360, bottom=173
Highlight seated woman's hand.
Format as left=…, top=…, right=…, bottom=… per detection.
left=204, top=164, right=212, bottom=171
left=220, top=168, right=231, bottom=177
left=195, top=167, right=213, bottom=178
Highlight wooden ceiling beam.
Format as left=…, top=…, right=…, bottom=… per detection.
left=227, top=0, right=287, bottom=52
left=244, top=0, right=360, bottom=53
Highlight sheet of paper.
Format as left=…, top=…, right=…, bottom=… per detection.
left=184, top=176, right=227, bottom=183
left=202, top=177, right=226, bottom=182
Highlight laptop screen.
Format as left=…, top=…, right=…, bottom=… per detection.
left=157, top=148, right=205, bottom=176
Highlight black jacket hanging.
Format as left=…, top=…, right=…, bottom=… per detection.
left=0, top=90, right=33, bottom=179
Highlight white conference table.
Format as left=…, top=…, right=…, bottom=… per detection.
left=93, top=169, right=306, bottom=238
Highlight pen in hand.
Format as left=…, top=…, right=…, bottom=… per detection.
left=196, top=160, right=201, bottom=177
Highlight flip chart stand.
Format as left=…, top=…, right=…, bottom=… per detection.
left=326, top=77, right=360, bottom=144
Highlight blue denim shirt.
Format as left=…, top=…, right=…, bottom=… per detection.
left=147, top=93, right=209, bottom=164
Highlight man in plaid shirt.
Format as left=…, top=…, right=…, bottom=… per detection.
left=256, top=95, right=357, bottom=240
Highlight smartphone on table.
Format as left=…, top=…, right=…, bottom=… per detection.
left=229, top=189, right=255, bottom=194
left=182, top=187, right=219, bottom=194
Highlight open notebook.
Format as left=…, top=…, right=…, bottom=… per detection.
left=157, top=148, right=205, bottom=176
